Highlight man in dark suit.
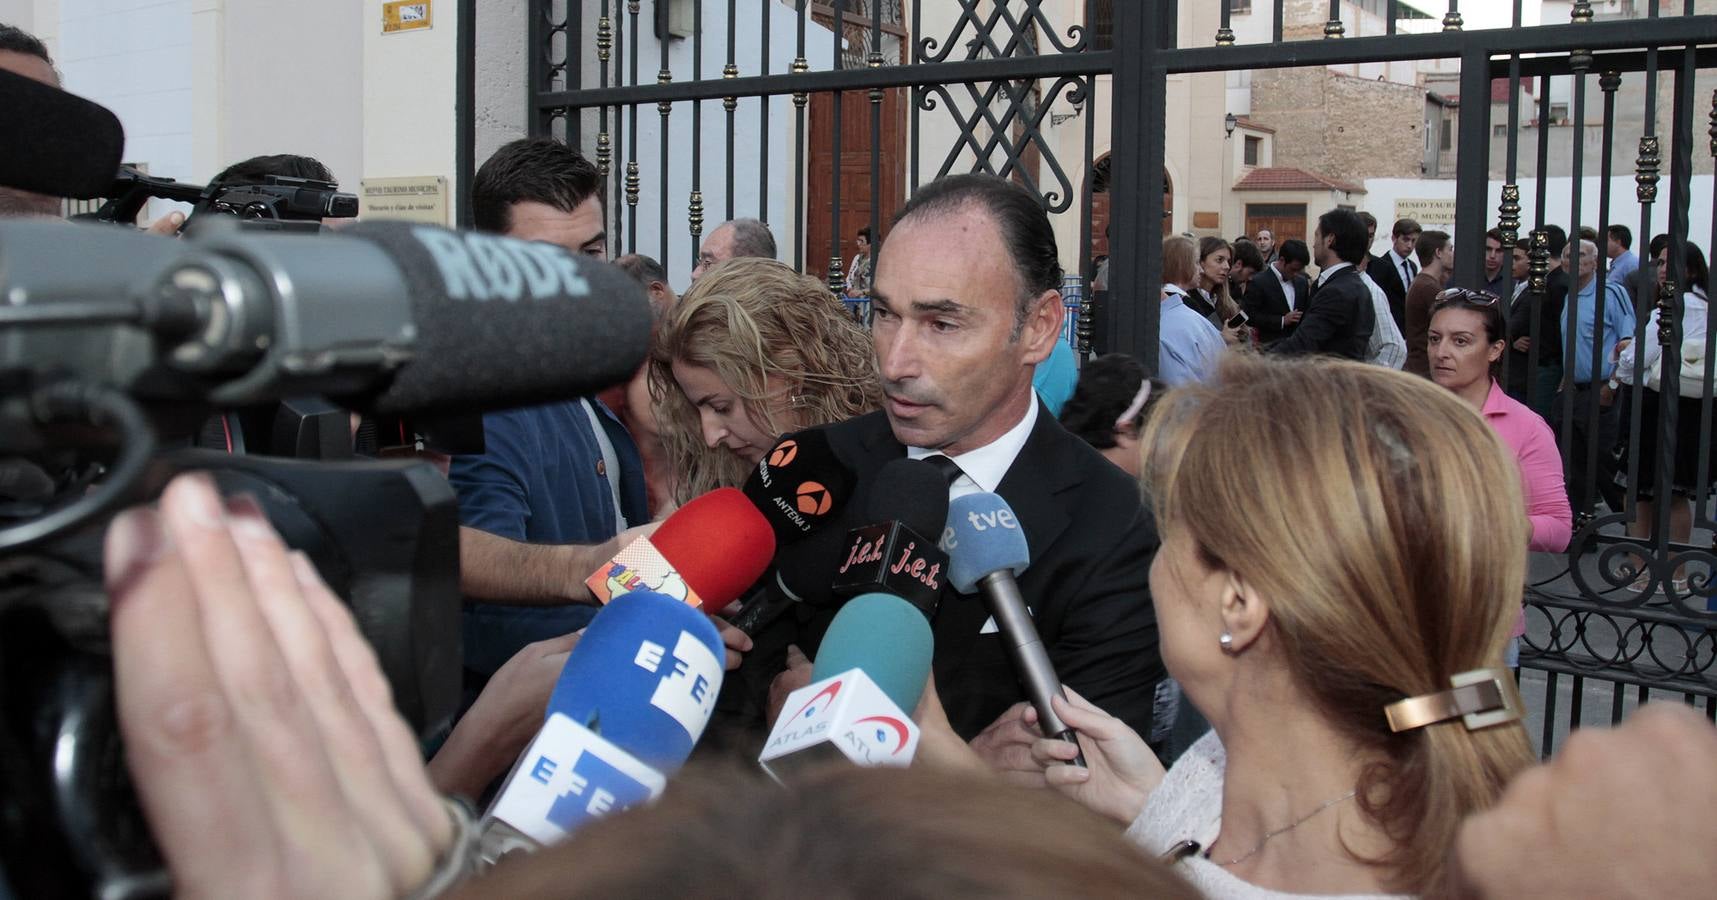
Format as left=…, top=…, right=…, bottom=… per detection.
left=1368, top=216, right=1422, bottom=332
left=742, top=174, right=1163, bottom=759
left=1268, top=208, right=1376, bottom=360
left=1244, top=238, right=1311, bottom=345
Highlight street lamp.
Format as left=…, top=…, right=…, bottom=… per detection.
left=1224, top=112, right=1238, bottom=139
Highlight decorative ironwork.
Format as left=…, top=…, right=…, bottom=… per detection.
left=624, top=161, right=639, bottom=210
left=1637, top=135, right=1661, bottom=204
left=722, top=63, right=738, bottom=112
left=1528, top=228, right=1549, bottom=296
left=657, top=69, right=673, bottom=116
left=597, top=16, right=612, bottom=62
left=1497, top=184, right=1521, bottom=247
left=689, top=190, right=704, bottom=237
left=1324, top=17, right=1345, bottom=39
left=869, top=47, right=884, bottom=104
left=827, top=256, right=845, bottom=295
left=1076, top=293, right=1092, bottom=356
left=917, top=0, right=1088, bottom=64
left=1710, top=89, right=1717, bottom=158
left=791, top=57, right=808, bottom=109
left=1571, top=1, right=1595, bottom=25
left=1442, top=10, right=1464, bottom=32
left=1599, top=69, right=1621, bottom=95
left=596, top=130, right=611, bottom=177
left=1215, top=26, right=1235, bottom=47
left=919, top=77, right=1087, bottom=214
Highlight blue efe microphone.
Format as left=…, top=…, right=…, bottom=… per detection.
left=946, top=492, right=1085, bottom=765
left=484, top=591, right=726, bottom=854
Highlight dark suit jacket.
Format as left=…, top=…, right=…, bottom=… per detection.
left=1244, top=265, right=1310, bottom=345
left=1266, top=264, right=1374, bottom=361
left=1369, top=251, right=1411, bottom=331
left=1501, top=268, right=1569, bottom=398
left=726, top=403, right=1165, bottom=743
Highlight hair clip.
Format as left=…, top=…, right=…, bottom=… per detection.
left=788, top=394, right=813, bottom=409
left=1384, top=667, right=1524, bottom=733
left=1114, top=380, right=1153, bottom=430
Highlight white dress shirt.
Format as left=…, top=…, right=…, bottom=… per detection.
left=1359, top=271, right=1408, bottom=370
left=1387, top=248, right=1417, bottom=286
left=1272, top=261, right=1298, bottom=311
left=906, top=396, right=1038, bottom=501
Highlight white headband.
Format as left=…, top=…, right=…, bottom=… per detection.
left=1115, top=379, right=1153, bottom=430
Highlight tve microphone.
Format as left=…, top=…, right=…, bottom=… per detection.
left=0, top=69, right=126, bottom=200
left=0, top=219, right=653, bottom=418
left=946, top=492, right=1085, bottom=765
left=585, top=487, right=776, bottom=610
left=740, top=429, right=854, bottom=545
left=483, top=590, right=725, bottom=859
left=830, top=458, right=950, bottom=618
left=759, top=592, right=933, bottom=779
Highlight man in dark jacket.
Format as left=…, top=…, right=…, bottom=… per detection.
left=1267, top=209, right=1376, bottom=361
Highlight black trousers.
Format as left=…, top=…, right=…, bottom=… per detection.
left=1549, top=383, right=1625, bottom=515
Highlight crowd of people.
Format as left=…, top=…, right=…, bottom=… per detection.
left=5, top=18, right=1717, bottom=897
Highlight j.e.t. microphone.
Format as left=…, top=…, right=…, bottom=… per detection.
left=482, top=590, right=726, bottom=861
left=585, top=486, right=776, bottom=611
left=759, top=592, right=933, bottom=778
left=945, top=491, right=1085, bottom=766
left=830, top=458, right=949, bottom=619
left=0, top=219, right=654, bottom=417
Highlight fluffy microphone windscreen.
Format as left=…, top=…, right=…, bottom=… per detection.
left=546, top=590, right=725, bottom=773
left=0, top=69, right=125, bottom=200
left=811, top=592, right=934, bottom=713
left=866, top=458, right=950, bottom=538
left=652, top=487, right=778, bottom=608
left=339, top=222, right=654, bottom=416
left=945, top=492, right=1032, bottom=594
left=741, top=429, right=854, bottom=545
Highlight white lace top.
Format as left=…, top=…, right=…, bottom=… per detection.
left=1126, top=732, right=1410, bottom=900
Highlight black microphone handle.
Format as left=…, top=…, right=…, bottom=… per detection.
left=976, top=569, right=1087, bottom=767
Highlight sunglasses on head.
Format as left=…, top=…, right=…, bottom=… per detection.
left=1432, top=287, right=1502, bottom=310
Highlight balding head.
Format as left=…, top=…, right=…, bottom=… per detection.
left=692, top=218, right=776, bottom=280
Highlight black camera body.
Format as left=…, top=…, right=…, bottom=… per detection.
left=87, top=166, right=360, bottom=234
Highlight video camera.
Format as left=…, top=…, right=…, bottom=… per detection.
left=85, top=166, right=360, bottom=234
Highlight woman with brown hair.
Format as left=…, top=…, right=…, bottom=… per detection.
left=1194, top=236, right=1249, bottom=345
left=649, top=257, right=883, bottom=504
left=970, top=354, right=1536, bottom=898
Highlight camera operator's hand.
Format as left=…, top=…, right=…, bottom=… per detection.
left=142, top=211, right=185, bottom=236
left=427, top=630, right=580, bottom=802
left=107, top=474, right=453, bottom=899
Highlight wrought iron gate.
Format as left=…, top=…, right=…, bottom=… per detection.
left=485, top=0, right=1717, bottom=755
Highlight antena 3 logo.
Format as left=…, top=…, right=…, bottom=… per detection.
left=794, top=481, right=832, bottom=516
left=412, top=226, right=592, bottom=301
left=768, top=440, right=799, bottom=468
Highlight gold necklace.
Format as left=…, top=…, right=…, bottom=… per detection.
left=1208, top=789, right=1358, bottom=868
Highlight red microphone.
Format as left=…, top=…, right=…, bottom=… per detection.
left=585, top=487, right=777, bottom=610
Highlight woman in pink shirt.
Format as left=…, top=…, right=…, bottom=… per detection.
left=1428, top=288, right=1572, bottom=665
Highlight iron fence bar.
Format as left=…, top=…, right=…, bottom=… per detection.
left=1452, top=46, right=1491, bottom=290
left=724, top=0, right=736, bottom=224
left=1697, top=91, right=1717, bottom=512
left=1539, top=670, right=1560, bottom=757
left=1592, top=71, right=1632, bottom=536
left=456, top=0, right=475, bottom=228
left=758, top=1, right=770, bottom=224
left=1570, top=673, right=1586, bottom=730
left=1387, top=0, right=1397, bottom=37
left=1079, top=67, right=1095, bottom=357
left=1559, top=58, right=1589, bottom=517
left=610, top=1, right=626, bottom=249
left=658, top=11, right=671, bottom=271
left=1106, top=1, right=1169, bottom=367
left=528, top=0, right=547, bottom=134
left=565, top=2, right=582, bottom=148
left=793, top=0, right=807, bottom=272
left=625, top=0, right=639, bottom=254
left=1527, top=77, right=1553, bottom=399
left=1624, top=46, right=1664, bottom=522
left=597, top=1, right=611, bottom=243
left=1660, top=34, right=1700, bottom=550
left=1494, top=47, right=1717, bottom=80
left=867, top=0, right=883, bottom=302
left=542, top=18, right=1717, bottom=112
left=828, top=0, right=846, bottom=294
left=1497, top=45, right=1521, bottom=393
left=690, top=0, right=704, bottom=259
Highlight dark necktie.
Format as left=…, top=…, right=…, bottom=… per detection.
left=922, top=453, right=965, bottom=488
left=1404, top=258, right=1417, bottom=283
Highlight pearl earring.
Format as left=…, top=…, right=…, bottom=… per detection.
left=1219, top=631, right=1234, bottom=652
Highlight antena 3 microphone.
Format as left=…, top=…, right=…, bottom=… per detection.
left=946, top=491, right=1085, bottom=766
left=482, top=591, right=725, bottom=859
left=759, top=592, right=933, bottom=779
left=741, top=429, right=853, bottom=545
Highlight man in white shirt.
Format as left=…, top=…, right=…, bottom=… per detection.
left=1356, top=256, right=1408, bottom=369
left=1369, top=216, right=1422, bottom=332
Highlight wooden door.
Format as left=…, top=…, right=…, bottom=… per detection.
left=807, top=88, right=907, bottom=285
left=1244, top=203, right=1309, bottom=246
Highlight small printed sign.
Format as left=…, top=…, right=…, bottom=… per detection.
left=359, top=176, right=448, bottom=225
left=1393, top=198, right=1457, bottom=227
left=382, top=1, right=432, bottom=34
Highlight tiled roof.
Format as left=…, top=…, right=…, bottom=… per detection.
left=1232, top=166, right=1364, bottom=194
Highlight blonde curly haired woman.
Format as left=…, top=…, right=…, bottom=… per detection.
left=649, top=257, right=883, bottom=504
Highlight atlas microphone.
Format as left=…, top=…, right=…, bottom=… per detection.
left=759, top=592, right=933, bottom=778
left=829, top=458, right=950, bottom=619
left=481, top=590, right=726, bottom=862
left=0, top=218, right=654, bottom=420
left=585, top=486, right=777, bottom=611
left=945, top=492, right=1086, bottom=766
